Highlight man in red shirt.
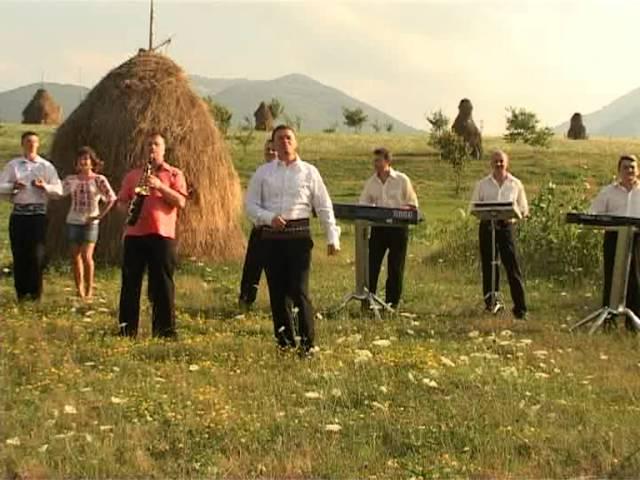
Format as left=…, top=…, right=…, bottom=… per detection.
left=117, top=132, right=187, bottom=338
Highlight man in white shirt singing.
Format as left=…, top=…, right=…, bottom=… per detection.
left=590, top=154, right=640, bottom=329
left=359, top=147, right=418, bottom=309
left=470, top=150, right=528, bottom=319
left=245, top=125, right=340, bottom=356
left=0, top=131, right=62, bottom=300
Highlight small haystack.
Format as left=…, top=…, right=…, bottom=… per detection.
left=22, top=88, right=62, bottom=125
left=452, top=98, right=483, bottom=159
left=567, top=112, right=587, bottom=140
left=47, top=51, right=245, bottom=263
left=254, top=101, right=274, bottom=131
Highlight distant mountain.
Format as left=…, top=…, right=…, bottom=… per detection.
left=0, top=83, right=90, bottom=123
left=0, top=74, right=417, bottom=133
left=206, top=73, right=417, bottom=133
left=555, top=86, right=640, bottom=137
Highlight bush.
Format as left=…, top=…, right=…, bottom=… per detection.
left=425, top=181, right=601, bottom=281
left=427, top=110, right=471, bottom=195
left=504, top=107, right=554, bottom=148
left=203, top=97, right=232, bottom=136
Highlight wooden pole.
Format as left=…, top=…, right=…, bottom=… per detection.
left=148, top=0, right=154, bottom=50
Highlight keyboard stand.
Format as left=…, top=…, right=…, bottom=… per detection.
left=333, top=220, right=394, bottom=320
left=570, top=226, right=640, bottom=333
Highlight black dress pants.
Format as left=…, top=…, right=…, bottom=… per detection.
left=239, top=227, right=264, bottom=304
left=479, top=221, right=527, bottom=315
left=118, top=235, right=177, bottom=338
left=368, top=226, right=409, bottom=307
left=263, top=236, right=314, bottom=350
left=9, top=214, right=47, bottom=301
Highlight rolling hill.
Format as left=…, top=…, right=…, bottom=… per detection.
left=555, top=86, right=640, bottom=137
left=0, top=74, right=417, bottom=133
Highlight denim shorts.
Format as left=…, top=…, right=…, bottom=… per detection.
left=67, top=223, right=99, bottom=244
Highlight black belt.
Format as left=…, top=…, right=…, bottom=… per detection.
left=262, top=218, right=310, bottom=240
left=480, top=219, right=515, bottom=229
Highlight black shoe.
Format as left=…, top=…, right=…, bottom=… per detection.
left=238, top=297, right=253, bottom=312
left=513, top=310, right=528, bottom=320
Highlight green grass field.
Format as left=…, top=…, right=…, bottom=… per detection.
left=2, top=123, right=640, bottom=479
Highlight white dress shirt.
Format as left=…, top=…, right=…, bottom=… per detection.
left=470, top=173, right=529, bottom=217
left=245, top=156, right=341, bottom=247
left=358, top=168, right=418, bottom=208
left=590, top=182, right=640, bottom=217
left=0, top=155, right=62, bottom=206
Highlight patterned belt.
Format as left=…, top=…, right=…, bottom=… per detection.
left=261, top=218, right=311, bottom=240
left=12, top=203, right=46, bottom=216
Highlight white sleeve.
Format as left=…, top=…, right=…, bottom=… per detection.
left=589, top=187, right=609, bottom=214
left=469, top=180, right=482, bottom=211
left=517, top=182, right=529, bottom=217
left=0, top=160, right=16, bottom=196
left=245, top=167, right=275, bottom=226
left=310, top=168, right=340, bottom=248
left=43, top=162, right=63, bottom=197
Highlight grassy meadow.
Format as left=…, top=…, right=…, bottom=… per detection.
left=2, top=122, right=640, bottom=479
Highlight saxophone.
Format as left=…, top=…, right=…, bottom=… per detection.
left=125, top=160, right=153, bottom=226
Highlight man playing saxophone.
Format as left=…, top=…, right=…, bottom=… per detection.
left=117, top=132, right=188, bottom=338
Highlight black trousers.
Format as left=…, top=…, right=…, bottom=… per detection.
left=602, top=231, right=640, bottom=315
left=118, top=235, right=177, bottom=338
left=369, top=226, right=409, bottom=307
left=479, top=221, right=527, bottom=314
left=263, top=236, right=314, bottom=350
left=239, top=227, right=264, bottom=304
left=9, top=214, right=47, bottom=300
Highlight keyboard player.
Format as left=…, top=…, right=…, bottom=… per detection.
left=590, top=154, right=640, bottom=329
left=470, top=149, right=528, bottom=319
left=359, top=147, right=418, bottom=309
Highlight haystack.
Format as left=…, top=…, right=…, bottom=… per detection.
left=47, top=51, right=245, bottom=263
left=22, top=88, right=62, bottom=125
left=254, top=101, right=273, bottom=131
left=452, top=98, right=482, bottom=160
left=567, top=112, right=587, bottom=140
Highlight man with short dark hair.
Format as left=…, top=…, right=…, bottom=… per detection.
left=117, top=133, right=188, bottom=338
left=245, top=125, right=340, bottom=356
left=590, top=154, right=640, bottom=329
left=359, top=147, right=418, bottom=309
left=0, top=131, right=62, bottom=300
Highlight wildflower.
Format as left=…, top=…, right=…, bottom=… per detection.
left=439, top=356, right=455, bottom=367
left=371, top=339, right=391, bottom=347
left=5, top=437, right=20, bottom=446
left=38, top=444, right=48, bottom=452
left=325, top=424, right=342, bottom=432
left=331, top=388, right=342, bottom=397
left=468, top=330, right=480, bottom=338
left=188, top=364, right=200, bottom=372
left=110, top=396, right=126, bottom=404
left=304, top=391, right=322, bottom=400
left=422, top=378, right=439, bottom=388
left=64, top=405, right=77, bottom=415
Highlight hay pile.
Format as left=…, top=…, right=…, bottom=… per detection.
left=47, top=51, right=245, bottom=263
left=567, top=112, right=587, bottom=140
left=452, top=98, right=483, bottom=160
left=254, top=101, right=273, bottom=131
left=22, top=88, right=62, bottom=125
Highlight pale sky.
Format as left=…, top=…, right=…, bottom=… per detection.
left=1, top=0, right=639, bottom=133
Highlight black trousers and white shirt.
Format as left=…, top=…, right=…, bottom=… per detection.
left=245, top=157, right=340, bottom=351
left=359, top=168, right=418, bottom=308
left=471, top=173, right=529, bottom=316
left=591, top=181, right=640, bottom=326
left=0, top=156, right=62, bottom=300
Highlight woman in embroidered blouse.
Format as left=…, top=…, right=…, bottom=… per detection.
left=62, top=147, right=116, bottom=301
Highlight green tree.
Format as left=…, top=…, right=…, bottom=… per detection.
left=203, top=96, right=232, bottom=136
left=384, top=122, right=394, bottom=133
left=504, top=106, right=554, bottom=147
left=426, top=109, right=471, bottom=195
left=268, top=97, right=285, bottom=121
left=342, top=107, right=368, bottom=133
left=323, top=122, right=339, bottom=134
left=371, top=119, right=382, bottom=133
left=233, top=116, right=255, bottom=154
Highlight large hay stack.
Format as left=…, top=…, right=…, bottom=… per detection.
left=22, top=88, right=62, bottom=125
left=254, top=101, right=274, bottom=131
left=47, top=51, right=245, bottom=263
